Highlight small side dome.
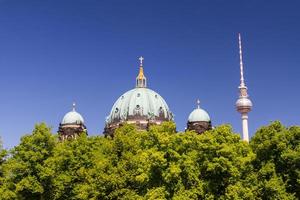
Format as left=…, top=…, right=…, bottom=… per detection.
left=188, top=100, right=210, bottom=122
left=61, top=103, right=84, bottom=125
left=188, top=108, right=210, bottom=122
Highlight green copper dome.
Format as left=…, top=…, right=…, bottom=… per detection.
left=188, top=100, right=210, bottom=122
left=61, top=103, right=85, bottom=125
left=188, top=108, right=210, bottom=122
left=104, top=56, right=173, bottom=135
left=106, top=87, right=173, bottom=124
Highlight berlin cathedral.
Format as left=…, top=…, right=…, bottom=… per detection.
left=58, top=56, right=212, bottom=140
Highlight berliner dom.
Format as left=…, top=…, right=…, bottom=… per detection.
left=57, top=56, right=216, bottom=138
left=103, top=57, right=174, bottom=136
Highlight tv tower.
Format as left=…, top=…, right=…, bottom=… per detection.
left=235, top=33, right=253, bottom=142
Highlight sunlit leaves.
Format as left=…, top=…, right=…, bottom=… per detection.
left=0, top=121, right=298, bottom=199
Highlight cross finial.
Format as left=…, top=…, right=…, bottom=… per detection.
left=139, top=56, right=144, bottom=66
left=72, top=102, right=76, bottom=111
left=196, top=99, right=200, bottom=109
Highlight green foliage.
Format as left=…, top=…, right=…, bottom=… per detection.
left=0, top=121, right=299, bottom=199
left=0, top=137, right=7, bottom=173
left=0, top=123, right=56, bottom=199
left=0, top=138, right=7, bottom=189
left=251, top=121, right=300, bottom=198
left=43, top=134, right=105, bottom=199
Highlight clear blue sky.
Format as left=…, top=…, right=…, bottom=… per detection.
left=0, top=0, right=299, bottom=148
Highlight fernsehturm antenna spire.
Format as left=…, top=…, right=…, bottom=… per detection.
left=235, top=33, right=253, bottom=142
left=238, top=34, right=245, bottom=87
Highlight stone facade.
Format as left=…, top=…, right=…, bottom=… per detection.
left=58, top=123, right=87, bottom=141
left=104, top=113, right=170, bottom=137
left=186, top=121, right=212, bottom=134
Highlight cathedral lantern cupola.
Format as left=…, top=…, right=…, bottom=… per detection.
left=136, top=56, right=147, bottom=88
left=58, top=103, right=87, bottom=141
left=104, top=56, right=173, bottom=137
left=186, top=99, right=212, bottom=134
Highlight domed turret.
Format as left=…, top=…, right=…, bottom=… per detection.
left=58, top=103, right=87, bottom=141
left=188, top=107, right=210, bottom=123
left=61, top=109, right=85, bottom=125
left=104, top=57, right=173, bottom=136
left=186, top=99, right=212, bottom=134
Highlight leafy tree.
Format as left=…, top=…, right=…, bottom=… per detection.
left=251, top=121, right=300, bottom=199
left=0, top=123, right=56, bottom=200
left=0, top=121, right=298, bottom=199
left=186, top=125, right=254, bottom=199
left=42, top=134, right=104, bottom=200
left=74, top=122, right=255, bottom=199
left=0, top=138, right=7, bottom=186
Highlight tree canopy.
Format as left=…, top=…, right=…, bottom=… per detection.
left=0, top=121, right=299, bottom=199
